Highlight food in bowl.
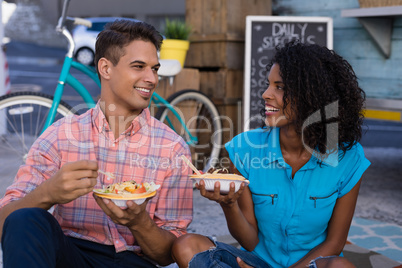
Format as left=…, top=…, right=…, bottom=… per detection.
left=93, top=181, right=160, bottom=208
left=190, top=168, right=249, bottom=194
left=102, top=180, right=158, bottom=195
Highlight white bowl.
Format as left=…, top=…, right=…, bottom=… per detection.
left=191, top=174, right=249, bottom=194
left=109, top=198, right=147, bottom=209
left=93, top=190, right=157, bottom=209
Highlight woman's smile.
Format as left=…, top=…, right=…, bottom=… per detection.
left=265, top=104, right=280, bottom=116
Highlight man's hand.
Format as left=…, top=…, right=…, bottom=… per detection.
left=45, top=160, right=98, bottom=205
left=93, top=195, right=152, bottom=229
left=94, top=194, right=177, bottom=265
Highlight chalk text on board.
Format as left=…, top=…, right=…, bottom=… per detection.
left=259, top=23, right=316, bottom=51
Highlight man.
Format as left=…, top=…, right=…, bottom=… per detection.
left=0, top=20, right=193, bottom=267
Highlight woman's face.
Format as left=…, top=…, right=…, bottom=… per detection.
left=262, top=63, right=293, bottom=128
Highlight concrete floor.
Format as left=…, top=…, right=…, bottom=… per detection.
left=353, top=147, right=402, bottom=226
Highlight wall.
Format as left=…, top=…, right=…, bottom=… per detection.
left=272, top=0, right=402, bottom=102
left=4, top=0, right=65, bottom=47
left=4, top=0, right=186, bottom=47
left=43, top=0, right=186, bottom=33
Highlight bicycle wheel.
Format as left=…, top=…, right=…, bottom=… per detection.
left=0, top=92, right=74, bottom=178
left=155, top=89, right=222, bottom=172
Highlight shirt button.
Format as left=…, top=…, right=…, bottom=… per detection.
left=115, top=240, right=119, bottom=244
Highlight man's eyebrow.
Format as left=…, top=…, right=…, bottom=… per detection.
left=129, top=60, right=160, bottom=68
left=130, top=60, right=145, bottom=65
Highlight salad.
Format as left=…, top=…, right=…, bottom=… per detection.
left=101, top=181, right=160, bottom=195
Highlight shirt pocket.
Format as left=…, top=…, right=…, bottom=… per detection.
left=252, top=193, right=279, bottom=206
left=292, top=190, right=339, bottom=242
left=251, top=192, right=280, bottom=226
left=309, top=190, right=338, bottom=209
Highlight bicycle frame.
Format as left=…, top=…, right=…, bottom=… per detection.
left=151, top=93, right=198, bottom=145
left=43, top=9, right=100, bottom=131
left=43, top=57, right=99, bottom=130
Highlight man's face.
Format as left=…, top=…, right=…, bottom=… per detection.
left=104, top=40, right=160, bottom=117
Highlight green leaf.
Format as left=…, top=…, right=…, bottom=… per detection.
left=164, top=18, right=192, bottom=40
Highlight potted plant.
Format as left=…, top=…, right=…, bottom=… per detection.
left=160, top=18, right=192, bottom=67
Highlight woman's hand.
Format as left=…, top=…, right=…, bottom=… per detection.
left=196, top=179, right=246, bottom=208
left=237, top=257, right=254, bottom=268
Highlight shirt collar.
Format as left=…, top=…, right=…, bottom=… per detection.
left=92, top=102, right=150, bottom=136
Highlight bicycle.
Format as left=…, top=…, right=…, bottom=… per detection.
left=0, top=0, right=222, bottom=178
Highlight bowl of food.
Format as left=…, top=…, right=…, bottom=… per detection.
left=93, top=181, right=160, bottom=208
left=190, top=168, right=249, bottom=194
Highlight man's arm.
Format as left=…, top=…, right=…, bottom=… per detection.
left=0, top=160, right=98, bottom=239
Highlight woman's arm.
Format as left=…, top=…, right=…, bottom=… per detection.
left=197, top=161, right=259, bottom=251
left=289, top=178, right=362, bottom=268
left=222, top=185, right=259, bottom=251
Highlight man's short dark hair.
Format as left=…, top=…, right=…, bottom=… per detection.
left=94, top=20, right=163, bottom=73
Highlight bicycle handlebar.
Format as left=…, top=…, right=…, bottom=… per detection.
left=56, top=0, right=70, bottom=31
left=56, top=0, right=93, bottom=58
left=71, top=17, right=92, bottom=28
left=57, top=0, right=93, bottom=31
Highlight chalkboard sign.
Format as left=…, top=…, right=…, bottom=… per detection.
left=243, top=16, right=333, bottom=131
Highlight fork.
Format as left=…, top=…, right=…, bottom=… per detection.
left=98, top=170, right=116, bottom=188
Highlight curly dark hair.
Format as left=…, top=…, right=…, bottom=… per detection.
left=266, top=41, right=366, bottom=156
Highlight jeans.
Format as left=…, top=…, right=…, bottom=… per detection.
left=1, top=208, right=156, bottom=268
left=308, top=256, right=339, bottom=268
left=188, top=238, right=272, bottom=268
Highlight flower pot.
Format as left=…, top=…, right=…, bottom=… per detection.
left=160, top=39, right=190, bottom=67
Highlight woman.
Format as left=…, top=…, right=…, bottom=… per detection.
left=171, top=41, right=370, bottom=268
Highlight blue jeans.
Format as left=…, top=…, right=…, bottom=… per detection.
left=308, top=256, right=339, bottom=268
left=1, top=208, right=156, bottom=268
left=188, top=238, right=272, bottom=268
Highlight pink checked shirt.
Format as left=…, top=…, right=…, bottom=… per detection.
left=0, top=103, right=193, bottom=253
